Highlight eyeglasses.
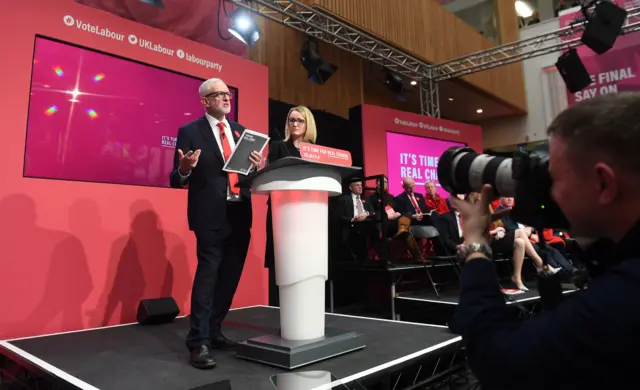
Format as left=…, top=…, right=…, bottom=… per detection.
left=288, top=118, right=305, bottom=125
left=205, top=92, right=233, bottom=100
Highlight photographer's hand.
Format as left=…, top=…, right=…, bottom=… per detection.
left=450, top=184, right=495, bottom=251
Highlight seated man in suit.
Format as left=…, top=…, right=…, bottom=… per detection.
left=433, top=199, right=465, bottom=255
left=367, top=176, right=420, bottom=259
left=394, top=177, right=429, bottom=225
left=336, top=178, right=376, bottom=262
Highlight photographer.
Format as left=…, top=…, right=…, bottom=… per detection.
left=451, top=93, right=640, bottom=389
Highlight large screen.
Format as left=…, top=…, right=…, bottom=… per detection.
left=385, top=132, right=465, bottom=197
left=23, top=36, right=238, bottom=188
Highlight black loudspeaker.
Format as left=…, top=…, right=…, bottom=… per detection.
left=137, top=297, right=180, bottom=325
left=556, top=49, right=592, bottom=93
left=581, top=1, right=628, bottom=54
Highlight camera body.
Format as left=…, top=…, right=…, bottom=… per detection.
left=437, top=146, right=571, bottom=230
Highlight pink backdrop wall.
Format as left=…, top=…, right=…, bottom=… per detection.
left=0, top=0, right=269, bottom=340
left=360, top=104, right=483, bottom=197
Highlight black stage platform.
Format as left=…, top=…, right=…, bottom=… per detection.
left=0, top=306, right=462, bottom=390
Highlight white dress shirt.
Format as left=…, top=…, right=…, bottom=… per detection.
left=454, top=211, right=463, bottom=239
left=180, top=113, right=240, bottom=201
left=351, top=193, right=366, bottom=219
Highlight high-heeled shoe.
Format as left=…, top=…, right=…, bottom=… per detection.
left=511, top=276, right=529, bottom=291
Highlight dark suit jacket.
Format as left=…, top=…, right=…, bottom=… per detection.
left=452, top=221, right=640, bottom=390
left=336, top=193, right=375, bottom=223
left=267, top=139, right=300, bottom=162
left=169, top=116, right=252, bottom=232
left=434, top=211, right=464, bottom=254
left=366, top=193, right=398, bottom=216
left=394, top=192, right=428, bottom=215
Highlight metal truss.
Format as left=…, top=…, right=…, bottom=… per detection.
left=228, top=0, right=431, bottom=80
left=227, top=0, right=443, bottom=116
left=435, top=6, right=640, bottom=81
left=420, top=73, right=440, bottom=117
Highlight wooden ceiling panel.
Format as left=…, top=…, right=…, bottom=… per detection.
left=310, top=0, right=527, bottom=114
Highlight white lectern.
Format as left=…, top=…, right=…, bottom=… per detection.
left=235, top=157, right=366, bottom=369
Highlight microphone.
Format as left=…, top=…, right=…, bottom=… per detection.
left=266, top=126, right=293, bottom=166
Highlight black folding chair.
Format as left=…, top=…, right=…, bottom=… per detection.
left=408, top=225, right=459, bottom=298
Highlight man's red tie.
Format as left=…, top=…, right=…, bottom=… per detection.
left=217, top=122, right=239, bottom=195
left=410, top=195, right=422, bottom=214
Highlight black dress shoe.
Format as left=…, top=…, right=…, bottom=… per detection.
left=211, top=334, right=237, bottom=350
left=190, top=345, right=216, bottom=369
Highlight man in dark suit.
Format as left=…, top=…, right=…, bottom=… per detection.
left=170, top=78, right=262, bottom=369
left=433, top=204, right=465, bottom=255
left=335, top=179, right=376, bottom=262
left=394, top=177, right=429, bottom=225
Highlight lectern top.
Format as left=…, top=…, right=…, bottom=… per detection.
left=236, top=157, right=362, bottom=189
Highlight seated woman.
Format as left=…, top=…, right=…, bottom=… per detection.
left=467, top=193, right=551, bottom=291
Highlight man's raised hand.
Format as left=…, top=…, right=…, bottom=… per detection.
left=178, top=149, right=201, bottom=174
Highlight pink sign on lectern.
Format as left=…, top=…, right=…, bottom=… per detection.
left=299, top=143, right=352, bottom=166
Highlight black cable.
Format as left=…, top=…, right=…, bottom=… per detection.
left=217, top=0, right=233, bottom=41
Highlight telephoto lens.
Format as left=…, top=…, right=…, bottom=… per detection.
left=437, top=146, right=571, bottom=229
left=437, top=147, right=517, bottom=197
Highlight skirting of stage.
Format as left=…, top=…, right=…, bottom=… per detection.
left=0, top=306, right=462, bottom=390
left=394, top=285, right=579, bottom=325
left=396, top=286, right=577, bottom=306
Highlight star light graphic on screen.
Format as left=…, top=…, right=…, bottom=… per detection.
left=31, top=52, right=128, bottom=164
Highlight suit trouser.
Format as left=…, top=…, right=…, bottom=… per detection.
left=186, top=202, right=251, bottom=350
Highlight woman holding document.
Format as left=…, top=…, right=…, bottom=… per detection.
left=264, top=106, right=318, bottom=306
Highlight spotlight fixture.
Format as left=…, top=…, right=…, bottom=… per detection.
left=476, top=109, right=483, bottom=113
left=580, top=1, right=628, bottom=54
left=228, top=8, right=260, bottom=46
left=555, top=48, right=592, bottom=93
left=383, top=70, right=407, bottom=101
left=514, top=0, right=533, bottom=18
left=448, top=97, right=454, bottom=101
left=410, top=80, right=418, bottom=86
left=300, top=39, right=338, bottom=85
left=139, top=0, right=165, bottom=9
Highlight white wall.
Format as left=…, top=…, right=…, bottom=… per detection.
left=481, top=17, right=563, bottom=149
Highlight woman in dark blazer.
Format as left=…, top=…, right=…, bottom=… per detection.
left=265, top=106, right=318, bottom=306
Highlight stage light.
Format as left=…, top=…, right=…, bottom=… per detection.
left=410, top=80, right=418, bottom=86
left=515, top=1, right=533, bottom=18
left=228, top=8, right=260, bottom=46
left=476, top=108, right=483, bottom=113
left=300, top=39, right=338, bottom=85
left=44, top=106, right=58, bottom=116
left=139, top=0, right=165, bottom=9
left=383, top=70, right=407, bottom=101
left=580, top=1, right=628, bottom=54
left=53, top=66, right=64, bottom=77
